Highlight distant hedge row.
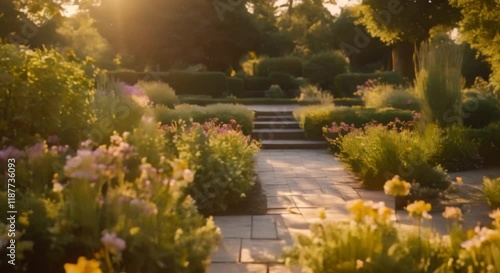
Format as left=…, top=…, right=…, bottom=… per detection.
left=107, top=69, right=404, bottom=98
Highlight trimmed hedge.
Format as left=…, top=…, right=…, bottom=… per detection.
left=255, top=57, right=303, bottom=77
left=106, top=70, right=228, bottom=97
left=178, top=97, right=363, bottom=106
left=243, top=76, right=273, bottom=91
left=294, top=105, right=414, bottom=138
left=270, top=72, right=300, bottom=97
left=106, top=70, right=148, bottom=84
left=165, top=71, right=227, bottom=97
left=155, top=103, right=254, bottom=135
left=334, top=72, right=404, bottom=97
left=227, top=77, right=245, bottom=96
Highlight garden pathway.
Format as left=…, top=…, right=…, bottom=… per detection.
left=207, top=105, right=500, bottom=273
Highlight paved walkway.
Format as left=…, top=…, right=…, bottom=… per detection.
left=207, top=149, right=500, bottom=273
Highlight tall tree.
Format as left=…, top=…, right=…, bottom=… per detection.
left=277, top=0, right=337, bottom=56
left=353, top=0, right=461, bottom=79
left=451, top=0, right=500, bottom=88
left=90, top=0, right=264, bottom=71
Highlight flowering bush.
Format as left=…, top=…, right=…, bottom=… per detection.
left=286, top=201, right=500, bottom=273
left=0, top=129, right=220, bottom=273
left=164, top=120, right=260, bottom=213
left=330, top=120, right=450, bottom=190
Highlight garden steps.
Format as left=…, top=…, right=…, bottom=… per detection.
left=254, top=121, right=301, bottom=129
left=251, top=107, right=327, bottom=149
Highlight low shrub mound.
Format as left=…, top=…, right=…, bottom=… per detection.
left=138, top=80, right=179, bottom=108
left=294, top=105, right=414, bottom=138
left=269, top=72, right=300, bottom=97
left=164, top=120, right=260, bottom=214
left=334, top=71, right=404, bottom=97
left=155, top=103, right=254, bottom=135
left=165, top=71, right=227, bottom=97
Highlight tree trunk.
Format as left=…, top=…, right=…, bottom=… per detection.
left=392, top=41, right=416, bottom=80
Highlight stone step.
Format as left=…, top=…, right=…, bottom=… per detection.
left=254, top=110, right=294, bottom=117
left=253, top=129, right=306, bottom=140
left=259, top=140, right=328, bottom=149
left=254, top=121, right=300, bottom=129
left=254, top=115, right=296, bottom=122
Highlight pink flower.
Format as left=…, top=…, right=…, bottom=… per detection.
left=406, top=99, right=413, bottom=105
left=101, top=231, right=126, bottom=253
left=0, top=146, right=22, bottom=161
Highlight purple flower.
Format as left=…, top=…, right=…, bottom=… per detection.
left=0, top=146, right=22, bottom=161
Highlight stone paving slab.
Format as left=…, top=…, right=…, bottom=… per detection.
left=207, top=263, right=268, bottom=273
left=211, top=238, right=241, bottom=263
left=241, top=239, right=287, bottom=263
left=252, top=215, right=278, bottom=239
left=214, top=216, right=252, bottom=238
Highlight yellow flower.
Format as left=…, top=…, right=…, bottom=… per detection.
left=442, top=206, right=463, bottom=221
left=406, top=147, right=412, bottom=152
left=318, top=208, right=327, bottom=220
left=456, top=177, right=463, bottom=184
left=383, top=176, right=411, bottom=197
left=64, top=257, right=102, bottom=273
left=406, top=200, right=432, bottom=220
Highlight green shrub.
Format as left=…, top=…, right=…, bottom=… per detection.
left=205, top=104, right=254, bottom=135
left=334, top=71, right=404, bottom=97
left=433, top=125, right=483, bottom=171
left=106, top=70, right=147, bottom=84
left=138, top=81, right=179, bottom=108
left=334, top=124, right=450, bottom=189
left=227, top=77, right=245, bottom=96
left=255, top=57, right=302, bottom=77
left=164, top=71, right=228, bottom=97
left=415, top=41, right=463, bottom=127
left=303, top=51, right=348, bottom=93
left=0, top=44, right=95, bottom=148
left=265, top=84, right=286, bottom=98
left=483, top=177, right=500, bottom=208
left=294, top=105, right=414, bottom=138
left=462, top=91, right=500, bottom=128
left=358, top=83, right=420, bottom=111
left=164, top=120, right=260, bottom=213
left=243, top=76, right=273, bottom=91
left=155, top=103, right=254, bottom=135
left=467, top=123, right=500, bottom=165
left=269, top=72, right=300, bottom=97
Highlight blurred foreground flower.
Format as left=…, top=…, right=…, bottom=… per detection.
left=384, top=176, right=411, bottom=196
left=64, top=257, right=102, bottom=273
left=101, top=231, right=126, bottom=254
left=442, top=206, right=463, bottom=221
left=406, top=200, right=432, bottom=220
